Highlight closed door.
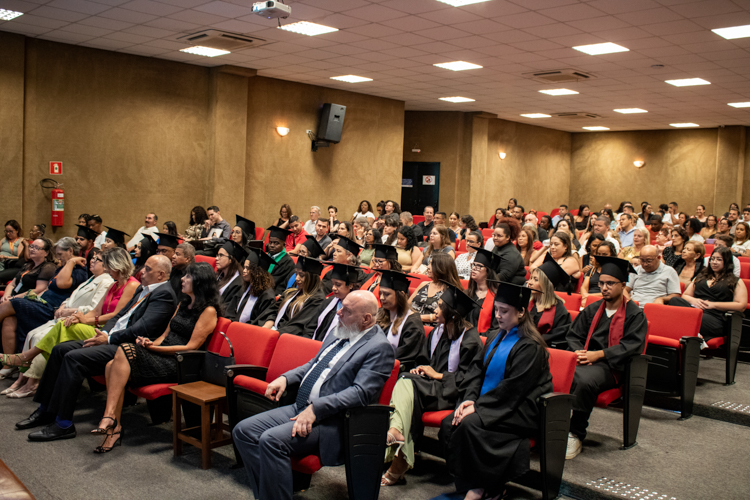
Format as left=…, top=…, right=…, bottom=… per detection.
left=401, top=162, right=440, bottom=214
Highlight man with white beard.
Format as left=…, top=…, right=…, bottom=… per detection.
left=232, top=290, right=395, bottom=500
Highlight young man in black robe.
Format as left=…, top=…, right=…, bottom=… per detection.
left=565, top=255, right=647, bottom=459
left=265, top=226, right=296, bottom=296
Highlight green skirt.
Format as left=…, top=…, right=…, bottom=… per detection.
left=35, top=323, right=97, bottom=360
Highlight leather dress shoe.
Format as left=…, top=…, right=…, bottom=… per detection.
left=15, top=408, right=54, bottom=430
left=28, top=423, right=77, bottom=442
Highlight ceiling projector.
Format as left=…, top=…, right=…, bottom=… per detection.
left=252, top=1, right=291, bottom=19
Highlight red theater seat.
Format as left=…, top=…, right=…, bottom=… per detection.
left=741, top=262, right=750, bottom=279
left=555, top=292, right=582, bottom=312
left=194, top=255, right=217, bottom=271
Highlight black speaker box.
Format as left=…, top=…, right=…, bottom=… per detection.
left=317, top=103, right=346, bottom=143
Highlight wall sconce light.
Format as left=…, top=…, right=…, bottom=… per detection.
left=498, top=152, right=506, bottom=160
left=276, top=126, right=290, bottom=137
left=633, top=160, right=645, bottom=168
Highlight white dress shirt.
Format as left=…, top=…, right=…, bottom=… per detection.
left=107, top=280, right=169, bottom=341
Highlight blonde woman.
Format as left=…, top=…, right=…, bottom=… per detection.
left=527, top=256, right=572, bottom=346
left=620, top=228, right=650, bottom=262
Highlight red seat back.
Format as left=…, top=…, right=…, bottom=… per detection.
left=457, top=240, right=467, bottom=252
left=536, top=211, right=548, bottom=219
left=703, top=243, right=714, bottom=255
left=266, top=334, right=322, bottom=382
left=525, top=266, right=530, bottom=280
left=569, top=310, right=579, bottom=322
left=459, top=279, right=469, bottom=290
left=575, top=273, right=585, bottom=293
left=550, top=208, right=560, bottom=217
left=555, top=291, right=582, bottom=312
left=255, top=227, right=265, bottom=241
left=226, top=322, right=279, bottom=367
left=195, top=255, right=217, bottom=271
left=643, top=303, right=701, bottom=341
left=378, top=360, right=401, bottom=405
left=424, top=325, right=434, bottom=337
left=548, top=349, right=576, bottom=394
left=569, top=209, right=579, bottom=216
left=413, top=215, right=425, bottom=224
left=739, top=256, right=750, bottom=264
left=741, top=262, right=750, bottom=279
left=205, top=317, right=232, bottom=354
left=481, top=228, right=493, bottom=240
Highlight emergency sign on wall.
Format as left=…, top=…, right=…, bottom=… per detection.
left=50, top=161, right=63, bottom=175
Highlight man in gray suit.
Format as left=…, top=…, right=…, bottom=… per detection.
left=232, top=290, right=394, bottom=500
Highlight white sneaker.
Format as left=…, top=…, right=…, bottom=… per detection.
left=565, top=433, right=582, bottom=460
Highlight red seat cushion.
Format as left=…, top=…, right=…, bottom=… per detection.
left=596, top=387, right=622, bottom=408
left=422, top=410, right=453, bottom=427
left=647, top=336, right=682, bottom=349
left=705, top=337, right=725, bottom=349
left=234, top=375, right=269, bottom=395
left=92, top=375, right=106, bottom=386
left=291, top=454, right=322, bottom=474
left=131, top=383, right=175, bottom=399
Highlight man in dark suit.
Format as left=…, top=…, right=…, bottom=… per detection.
left=232, top=290, right=394, bottom=500
left=16, top=255, right=178, bottom=441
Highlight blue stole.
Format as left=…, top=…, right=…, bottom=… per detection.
left=480, top=327, right=521, bottom=396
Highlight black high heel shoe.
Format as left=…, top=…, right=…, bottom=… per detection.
left=94, top=427, right=124, bottom=453
left=91, top=416, right=117, bottom=435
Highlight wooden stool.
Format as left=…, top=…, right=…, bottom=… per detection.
left=0, top=459, right=35, bottom=499
left=171, top=381, right=232, bottom=469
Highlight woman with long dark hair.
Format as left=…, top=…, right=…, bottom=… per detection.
left=459, top=214, right=479, bottom=240
left=183, top=206, right=208, bottom=241
left=410, top=252, right=463, bottom=325
left=162, top=221, right=178, bottom=237
left=700, top=215, right=717, bottom=240
left=0, top=220, right=27, bottom=283
left=396, top=226, right=421, bottom=273
left=272, top=256, right=325, bottom=336
left=352, top=200, right=375, bottom=224
left=227, top=250, right=278, bottom=327
left=465, top=248, right=500, bottom=336
left=376, top=270, right=424, bottom=372
left=133, top=234, right=158, bottom=281
left=89, top=262, right=221, bottom=453
left=574, top=204, right=591, bottom=233
left=215, top=241, right=246, bottom=312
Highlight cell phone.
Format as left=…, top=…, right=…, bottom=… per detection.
left=543, top=239, right=550, bottom=246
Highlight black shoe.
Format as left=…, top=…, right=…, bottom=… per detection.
left=15, top=408, right=55, bottom=430
left=28, top=423, right=77, bottom=442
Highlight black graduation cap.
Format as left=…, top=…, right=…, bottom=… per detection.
left=473, top=247, right=501, bottom=272
left=373, top=244, right=398, bottom=261
left=490, top=280, right=533, bottom=311
left=595, top=255, right=636, bottom=283
left=75, top=224, right=97, bottom=241
left=537, top=253, right=571, bottom=289
left=439, top=280, right=481, bottom=317
left=334, top=235, right=362, bottom=255
left=329, top=263, right=360, bottom=284
left=154, top=232, right=180, bottom=249
left=302, top=235, right=325, bottom=259
left=295, top=255, right=324, bottom=275
left=139, top=234, right=158, bottom=256
left=104, top=226, right=130, bottom=246
left=267, top=225, right=291, bottom=241
left=379, top=269, right=411, bottom=293
left=221, top=240, right=248, bottom=263
left=235, top=215, right=256, bottom=238
left=246, top=247, right=275, bottom=272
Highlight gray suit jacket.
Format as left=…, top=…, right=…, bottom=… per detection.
left=282, top=324, right=394, bottom=465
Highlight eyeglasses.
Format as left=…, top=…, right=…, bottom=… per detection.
left=29, top=245, right=44, bottom=251
left=598, top=280, right=622, bottom=288
left=639, top=258, right=657, bottom=264
left=92, top=257, right=104, bottom=263
left=470, top=263, right=485, bottom=270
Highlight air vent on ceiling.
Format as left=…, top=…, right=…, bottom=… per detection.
left=550, top=112, right=602, bottom=120
left=524, top=68, right=596, bottom=84
left=176, top=30, right=269, bottom=51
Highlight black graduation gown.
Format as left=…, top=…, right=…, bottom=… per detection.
left=303, top=296, right=340, bottom=340
left=274, top=287, right=326, bottom=336
left=169, top=267, right=186, bottom=300
left=530, top=301, right=572, bottom=347
left=384, top=312, right=425, bottom=372
left=226, top=287, right=278, bottom=325
left=566, top=299, right=647, bottom=370
left=320, top=268, right=368, bottom=296
left=492, top=243, right=527, bottom=285
left=270, top=254, right=295, bottom=296
left=440, top=334, right=553, bottom=493
left=218, top=274, right=243, bottom=316
left=467, top=294, right=501, bottom=338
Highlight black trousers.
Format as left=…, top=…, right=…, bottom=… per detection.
left=34, top=340, right=118, bottom=420
left=569, top=362, right=618, bottom=439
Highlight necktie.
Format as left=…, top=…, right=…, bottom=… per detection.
left=295, top=338, right=349, bottom=409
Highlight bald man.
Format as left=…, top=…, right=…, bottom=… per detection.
left=19, top=255, right=179, bottom=441
left=233, top=290, right=395, bottom=500
left=625, top=245, right=681, bottom=307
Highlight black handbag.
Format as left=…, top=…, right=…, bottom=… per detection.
left=202, top=332, right=234, bottom=387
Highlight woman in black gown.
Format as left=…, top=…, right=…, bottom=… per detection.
left=381, top=282, right=483, bottom=486
left=440, top=281, right=553, bottom=500
left=91, top=262, right=221, bottom=453
left=527, top=253, right=573, bottom=348
left=226, top=248, right=278, bottom=327
left=375, top=269, right=424, bottom=372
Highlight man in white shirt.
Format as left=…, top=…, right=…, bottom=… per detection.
left=625, top=246, right=681, bottom=307
left=727, top=208, right=740, bottom=236
left=126, top=212, right=159, bottom=251
left=579, top=216, right=620, bottom=256
left=552, top=204, right=568, bottom=227
left=618, top=214, right=637, bottom=248
left=303, top=206, right=321, bottom=235
left=87, top=215, right=106, bottom=249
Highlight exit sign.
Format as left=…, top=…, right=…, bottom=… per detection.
left=50, top=161, right=63, bottom=175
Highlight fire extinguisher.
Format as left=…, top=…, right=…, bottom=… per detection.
left=41, top=179, right=64, bottom=227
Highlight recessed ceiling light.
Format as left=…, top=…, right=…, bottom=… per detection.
left=439, top=96, right=475, bottom=103
left=520, top=113, right=551, bottom=118
left=583, top=126, right=610, bottom=131
left=0, top=9, right=23, bottom=20
left=614, top=108, right=648, bottom=114
left=279, top=21, right=338, bottom=36
left=330, top=75, right=372, bottom=83
left=573, top=42, right=629, bottom=55
left=728, top=102, right=750, bottom=108
left=433, top=61, right=482, bottom=71
left=180, top=46, right=230, bottom=57
left=665, top=78, right=710, bottom=87
left=670, top=123, right=699, bottom=128
left=436, top=0, right=491, bottom=6
left=539, top=89, right=579, bottom=96
left=712, top=24, right=750, bottom=40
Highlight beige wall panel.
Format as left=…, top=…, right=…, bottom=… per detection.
left=0, top=32, right=25, bottom=228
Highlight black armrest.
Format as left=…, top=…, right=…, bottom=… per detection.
left=344, top=404, right=394, bottom=500
left=176, top=350, right=207, bottom=384
left=225, top=364, right=268, bottom=382
left=537, top=392, right=573, bottom=500
left=622, top=354, right=651, bottom=449
left=723, top=311, right=743, bottom=384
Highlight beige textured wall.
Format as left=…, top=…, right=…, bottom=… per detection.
left=0, top=32, right=25, bottom=229
left=245, top=76, right=405, bottom=227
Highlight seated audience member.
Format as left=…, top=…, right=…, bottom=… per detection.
left=580, top=215, right=620, bottom=255
left=75, top=224, right=97, bottom=275
left=5, top=248, right=136, bottom=398
left=0, top=220, right=29, bottom=283
left=307, top=218, right=332, bottom=252
left=551, top=219, right=582, bottom=251
left=303, top=206, right=321, bottom=235
left=215, top=241, right=246, bottom=312
left=1, top=238, right=55, bottom=306
left=272, top=256, right=325, bottom=336
left=182, top=206, right=208, bottom=241
left=352, top=200, right=375, bottom=224
left=154, top=232, right=179, bottom=262
left=410, top=253, right=464, bottom=325
left=653, top=227, right=671, bottom=258
left=399, top=212, right=422, bottom=240
left=396, top=226, right=422, bottom=273
left=575, top=204, right=591, bottom=232
left=227, top=249, right=278, bottom=327
left=417, top=206, right=435, bottom=237
left=361, top=244, right=402, bottom=304
left=486, top=218, right=527, bottom=285
left=465, top=248, right=501, bottom=336
left=327, top=206, right=340, bottom=233
left=700, top=215, right=717, bottom=240
left=727, top=208, right=740, bottom=235
left=708, top=235, right=741, bottom=277
left=86, top=215, right=106, bottom=249
left=507, top=198, right=518, bottom=212
left=0, top=237, right=88, bottom=375
left=412, top=226, right=456, bottom=274
left=374, top=201, right=387, bottom=224
left=274, top=204, right=292, bottom=229
left=662, top=227, right=688, bottom=269
left=516, top=226, right=536, bottom=266
left=694, top=204, right=707, bottom=224
left=265, top=226, right=296, bottom=295
left=199, top=206, right=231, bottom=241
left=581, top=233, right=605, bottom=274
left=668, top=247, right=748, bottom=341
left=715, top=217, right=731, bottom=238
left=743, top=206, right=750, bottom=223
left=304, top=263, right=361, bottom=341
left=293, top=235, right=326, bottom=261
left=101, top=226, right=129, bottom=251
left=622, top=204, right=646, bottom=230
left=384, top=200, right=401, bottom=217
left=284, top=216, right=308, bottom=252
left=27, top=224, right=46, bottom=245
left=530, top=232, right=581, bottom=290
left=455, top=231, right=483, bottom=280
left=233, top=215, right=257, bottom=248
left=731, top=222, right=750, bottom=256
left=664, top=201, right=680, bottom=225
left=459, top=214, right=479, bottom=241
left=552, top=204, right=568, bottom=226
left=647, top=215, right=664, bottom=244
left=619, top=228, right=649, bottom=262
left=382, top=283, right=483, bottom=486
left=686, top=218, right=705, bottom=243
left=528, top=256, right=573, bottom=346
left=512, top=205, right=525, bottom=222
left=15, top=255, right=177, bottom=441
left=441, top=281, right=552, bottom=499
left=232, top=290, right=393, bottom=500
left=448, top=212, right=461, bottom=239
left=581, top=241, right=616, bottom=307
left=376, top=270, right=424, bottom=372
left=674, top=241, right=705, bottom=287
left=78, top=214, right=91, bottom=226
left=162, top=221, right=178, bottom=236
left=617, top=213, right=637, bottom=248
left=381, top=214, right=401, bottom=246
left=324, top=222, right=355, bottom=259
left=133, top=234, right=158, bottom=281
left=170, top=243, right=195, bottom=298
left=523, top=212, right=538, bottom=229
left=352, top=216, right=370, bottom=246
left=321, top=236, right=366, bottom=295
left=490, top=208, right=505, bottom=229
left=625, top=246, right=681, bottom=307
left=126, top=212, right=159, bottom=252
left=565, top=256, right=647, bottom=459
left=91, top=262, right=220, bottom=453
left=433, top=212, right=457, bottom=245
left=537, top=215, right=552, bottom=242
left=359, top=228, right=379, bottom=266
